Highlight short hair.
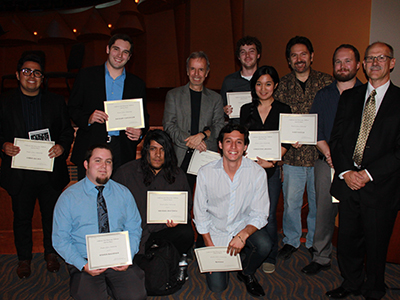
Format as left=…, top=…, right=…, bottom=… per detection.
left=250, top=65, right=280, bottom=102
left=217, top=123, right=250, bottom=147
left=332, top=44, right=360, bottom=65
left=365, top=41, right=394, bottom=58
left=235, top=36, right=262, bottom=58
left=108, top=33, right=133, bottom=53
left=285, top=36, right=314, bottom=60
left=84, top=144, right=113, bottom=163
left=17, top=54, right=44, bottom=73
left=140, top=130, right=179, bottom=186
left=186, top=51, right=210, bottom=71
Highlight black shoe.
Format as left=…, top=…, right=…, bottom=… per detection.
left=237, top=271, right=265, bottom=297
left=326, top=286, right=361, bottom=298
left=277, top=244, right=298, bottom=260
left=301, top=261, right=330, bottom=275
left=16, top=260, right=31, bottom=279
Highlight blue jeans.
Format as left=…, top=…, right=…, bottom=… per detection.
left=282, top=164, right=316, bottom=249
left=263, top=167, right=281, bottom=265
left=205, top=229, right=272, bottom=293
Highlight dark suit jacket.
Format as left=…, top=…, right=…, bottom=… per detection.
left=68, top=64, right=149, bottom=168
left=330, top=82, right=400, bottom=210
left=0, top=88, right=74, bottom=195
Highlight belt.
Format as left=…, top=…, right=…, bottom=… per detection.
left=107, top=135, right=120, bottom=144
left=318, top=154, right=327, bottom=161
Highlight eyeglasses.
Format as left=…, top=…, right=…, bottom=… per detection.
left=364, top=55, right=393, bottom=63
left=20, top=68, right=43, bottom=78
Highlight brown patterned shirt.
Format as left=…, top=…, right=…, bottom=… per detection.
left=274, top=69, right=333, bottom=167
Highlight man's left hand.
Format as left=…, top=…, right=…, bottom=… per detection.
left=227, top=235, right=246, bottom=256
left=48, top=144, right=64, bottom=158
left=111, top=265, right=129, bottom=272
left=357, top=170, right=371, bottom=184
left=166, top=220, right=178, bottom=228
left=185, top=133, right=203, bottom=149
left=125, top=128, right=142, bottom=141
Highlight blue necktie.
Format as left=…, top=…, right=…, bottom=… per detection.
left=96, top=186, right=109, bottom=233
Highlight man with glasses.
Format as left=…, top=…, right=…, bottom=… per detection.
left=327, top=42, right=399, bottom=300
left=0, top=54, right=74, bottom=278
left=68, top=34, right=149, bottom=180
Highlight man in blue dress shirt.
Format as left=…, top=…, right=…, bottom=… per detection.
left=53, top=144, right=146, bottom=300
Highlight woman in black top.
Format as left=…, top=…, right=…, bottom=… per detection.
left=240, top=65, right=291, bottom=273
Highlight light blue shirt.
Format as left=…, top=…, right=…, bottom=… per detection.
left=52, top=177, right=142, bottom=270
left=194, top=157, right=270, bottom=247
left=105, top=63, right=126, bottom=136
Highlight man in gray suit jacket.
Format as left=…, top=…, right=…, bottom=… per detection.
left=163, top=51, right=224, bottom=189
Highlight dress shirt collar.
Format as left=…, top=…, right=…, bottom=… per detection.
left=104, top=62, right=126, bottom=81
left=83, top=176, right=111, bottom=195
left=366, top=80, right=390, bottom=111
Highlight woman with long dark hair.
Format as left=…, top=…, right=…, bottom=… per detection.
left=240, top=65, right=291, bottom=273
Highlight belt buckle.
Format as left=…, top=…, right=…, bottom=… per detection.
left=107, top=135, right=111, bottom=143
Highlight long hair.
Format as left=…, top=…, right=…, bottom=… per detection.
left=244, top=66, right=279, bottom=129
left=140, top=130, right=179, bottom=186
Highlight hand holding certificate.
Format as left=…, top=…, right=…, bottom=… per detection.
left=247, top=131, right=281, bottom=161
left=147, top=191, right=188, bottom=224
left=11, top=138, right=55, bottom=172
left=227, top=91, right=252, bottom=118
left=86, top=231, right=132, bottom=270
left=104, top=98, right=145, bottom=131
left=279, top=113, right=317, bottom=145
left=194, top=247, right=242, bottom=273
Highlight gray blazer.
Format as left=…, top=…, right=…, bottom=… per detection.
left=163, top=83, right=225, bottom=166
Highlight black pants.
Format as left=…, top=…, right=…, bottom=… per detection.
left=11, top=171, right=61, bottom=260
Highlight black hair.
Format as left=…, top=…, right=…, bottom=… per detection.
left=285, top=36, right=314, bottom=60
left=235, top=36, right=262, bottom=59
left=84, top=144, right=113, bottom=163
left=140, top=129, right=179, bottom=186
left=108, top=33, right=133, bottom=53
left=250, top=65, right=280, bottom=102
left=17, top=54, right=44, bottom=73
left=332, top=44, right=360, bottom=65
left=217, top=123, right=250, bottom=148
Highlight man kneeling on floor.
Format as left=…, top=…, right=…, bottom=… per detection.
left=194, top=124, right=272, bottom=297
left=52, top=144, right=146, bottom=300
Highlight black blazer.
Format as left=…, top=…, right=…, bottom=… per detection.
left=330, top=82, right=400, bottom=209
left=68, top=65, right=149, bottom=168
left=0, top=89, right=74, bottom=195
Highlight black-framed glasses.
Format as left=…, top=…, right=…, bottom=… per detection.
left=20, top=68, right=43, bottom=78
left=364, top=55, right=393, bottom=63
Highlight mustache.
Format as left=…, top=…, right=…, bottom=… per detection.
left=295, top=61, right=306, bottom=65
left=369, top=66, right=382, bottom=70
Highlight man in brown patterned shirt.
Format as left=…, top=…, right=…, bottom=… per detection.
left=274, top=36, right=333, bottom=261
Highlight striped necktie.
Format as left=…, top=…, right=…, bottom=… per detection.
left=96, top=186, right=110, bottom=233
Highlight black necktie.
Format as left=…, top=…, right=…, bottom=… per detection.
left=96, top=186, right=109, bottom=233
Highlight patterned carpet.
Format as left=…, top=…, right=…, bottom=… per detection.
left=1, top=243, right=399, bottom=300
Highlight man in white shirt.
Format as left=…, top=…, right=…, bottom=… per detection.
left=194, top=124, right=271, bottom=297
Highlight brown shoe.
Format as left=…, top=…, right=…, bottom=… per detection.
left=45, top=253, right=60, bottom=273
left=17, top=260, right=31, bottom=278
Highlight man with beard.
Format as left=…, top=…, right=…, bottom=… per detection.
left=327, top=42, right=399, bottom=299
left=301, top=44, right=362, bottom=275
left=274, top=36, right=333, bottom=260
left=52, top=144, right=146, bottom=300
left=221, top=36, right=262, bottom=124
left=113, top=129, right=194, bottom=282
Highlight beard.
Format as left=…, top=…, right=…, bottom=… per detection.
left=96, top=176, right=110, bottom=185
left=334, top=68, right=357, bottom=82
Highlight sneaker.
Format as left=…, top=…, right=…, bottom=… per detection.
left=262, top=262, right=275, bottom=274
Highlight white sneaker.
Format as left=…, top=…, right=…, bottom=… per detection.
left=262, top=262, right=275, bottom=274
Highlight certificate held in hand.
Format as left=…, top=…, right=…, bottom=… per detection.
left=227, top=91, right=252, bottom=119
left=147, top=191, right=188, bottom=224
left=104, top=98, right=145, bottom=131
left=194, top=247, right=242, bottom=273
left=247, top=131, right=281, bottom=161
left=279, top=113, right=317, bottom=145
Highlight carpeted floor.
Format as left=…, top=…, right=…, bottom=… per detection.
left=1, top=243, right=399, bottom=300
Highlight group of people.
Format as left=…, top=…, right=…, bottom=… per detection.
left=0, top=32, right=398, bottom=300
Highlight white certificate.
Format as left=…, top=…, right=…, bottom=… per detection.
left=147, top=191, right=188, bottom=224
left=86, top=231, right=132, bottom=270
left=331, top=168, right=339, bottom=203
left=227, top=91, right=252, bottom=118
left=194, top=247, right=242, bottom=273
left=11, top=138, right=55, bottom=172
left=104, top=98, right=145, bottom=131
left=247, top=131, right=281, bottom=161
left=187, top=150, right=220, bottom=175
left=279, top=113, right=317, bottom=145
